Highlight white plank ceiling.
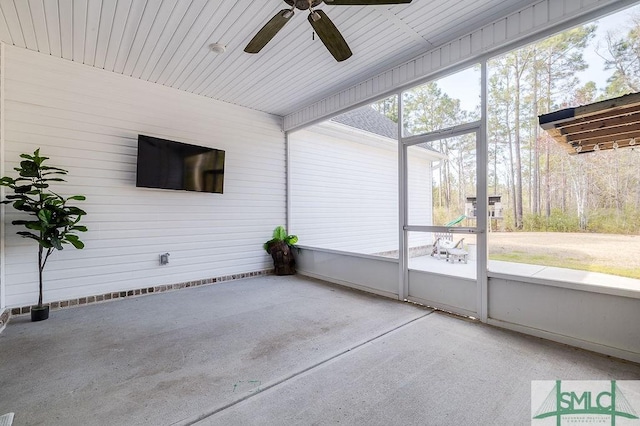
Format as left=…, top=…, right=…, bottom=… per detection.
left=0, top=0, right=536, bottom=117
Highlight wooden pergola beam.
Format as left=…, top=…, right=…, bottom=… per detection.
left=538, top=92, right=640, bottom=155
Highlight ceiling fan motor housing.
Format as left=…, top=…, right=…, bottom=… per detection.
left=284, top=0, right=324, bottom=10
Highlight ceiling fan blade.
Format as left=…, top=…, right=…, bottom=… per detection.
left=245, top=9, right=293, bottom=54
left=308, top=10, right=352, bottom=62
left=325, top=0, right=412, bottom=4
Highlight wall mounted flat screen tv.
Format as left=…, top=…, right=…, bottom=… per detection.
left=136, top=135, right=225, bottom=194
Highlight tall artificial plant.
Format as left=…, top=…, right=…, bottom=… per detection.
left=0, top=149, right=87, bottom=310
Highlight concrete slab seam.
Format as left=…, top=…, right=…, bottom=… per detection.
left=175, top=310, right=435, bottom=426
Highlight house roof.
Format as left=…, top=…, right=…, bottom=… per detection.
left=330, top=105, right=446, bottom=158
left=538, top=92, right=640, bottom=155
left=0, top=0, right=539, bottom=118
left=331, top=106, right=399, bottom=139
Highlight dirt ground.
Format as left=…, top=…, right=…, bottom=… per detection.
left=485, top=232, right=640, bottom=269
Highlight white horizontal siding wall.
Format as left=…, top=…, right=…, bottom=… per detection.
left=289, top=123, right=430, bottom=254
left=283, top=0, right=635, bottom=130
left=1, top=44, right=285, bottom=308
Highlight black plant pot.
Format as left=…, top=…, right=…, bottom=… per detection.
left=31, top=305, right=49, bottom=322
left=268, top=241, right=296, bottom=275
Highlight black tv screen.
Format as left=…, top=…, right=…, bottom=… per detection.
left=136, top=135, right=225, bottom=193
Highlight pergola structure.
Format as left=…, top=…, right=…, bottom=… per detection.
left=539, top=92, right=640, bottom=154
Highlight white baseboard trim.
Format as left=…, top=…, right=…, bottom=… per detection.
left=298, top=270, right=399, bottom=300
left=406, top=296, right=477, bottom=319
left=487, top=318, right=640, bottom=364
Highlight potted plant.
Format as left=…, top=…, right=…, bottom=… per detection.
left=0, top=149, right=87, bottom=321
left=264, top=226, right=298, bottom=275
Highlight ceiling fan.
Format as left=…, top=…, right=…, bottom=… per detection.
left=244, top=0, right=413, bottom=62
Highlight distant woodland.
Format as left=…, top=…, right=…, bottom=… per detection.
left=373, top=12, right=640, bottom=234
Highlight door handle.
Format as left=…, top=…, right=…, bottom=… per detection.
left=448, top=228, right=476, bottom=234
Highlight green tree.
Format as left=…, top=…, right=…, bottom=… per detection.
left=536, top=26, right=596, bottom=218
left=371, top=96, right=398, bottom=123
left=402, top=82, right=467, bottom=211
left=489, top=55, right=521, bottom=228
left=603, top=17, right=640, bottom=96
left=488, top=25, right=595, bottom=230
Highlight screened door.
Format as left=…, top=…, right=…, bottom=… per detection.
left=401, top=125, right=486, bottom=318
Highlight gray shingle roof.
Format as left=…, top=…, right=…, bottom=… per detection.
left=331, top=106, right=398, bottom=139
left=330, top=106, right=444, bottom=157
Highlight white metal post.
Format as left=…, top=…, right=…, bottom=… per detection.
left=477, top=61, right=489, bottom=322
left=397, top=93, right=408, bottom=300
left=284, top=130, right=291, bottom=234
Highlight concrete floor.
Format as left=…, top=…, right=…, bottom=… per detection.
left=1, top=275, right=639, bottom=426
left=409, top=255, right=640, bottom=291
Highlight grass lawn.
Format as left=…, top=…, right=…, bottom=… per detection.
left=489, top=251, right=640, bottom=279
left=486, top=232, right=640, bottom=280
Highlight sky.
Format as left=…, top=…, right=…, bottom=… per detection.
left=433, top=3, right=640, bottom=113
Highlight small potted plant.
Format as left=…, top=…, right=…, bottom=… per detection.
left=264, top=226, right=298, bottom=275
left=0, top=149, right=87, bottom=321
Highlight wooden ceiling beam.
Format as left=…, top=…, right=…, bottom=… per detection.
left=566, top=122, right=640, bottom=142
left=539, top=92, right=640, bottom=155
left=570, top=129, right=640, bottom=147
left=559, top=110, right=640, bottom=135
left=572, top=93, right=640, bottom=119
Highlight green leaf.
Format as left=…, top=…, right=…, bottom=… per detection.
left=18, top=161, right=38, bottom=177
left=263, top=239, right=276, bottom=252
left=37, top=209, right=52, bottom=225
left=67, top=207, right=87, bottom=216
left=15, top=185, right=33, bottom=193
left=16, top=231, right=38, bottom=240
left=2, top=149, right=87, bottom=255
left=272, top=226, right=287, bottom=241
left=285, top=235, right=298, bottom=245
left=265, top=226, right=298, bottom=250
left=40, top=240, right=53, bottom=249
left=15, top=204, right=35, bottom=212
left=25, top=222, right=45, bottom=231
left=50, top=236, right=63, bottom=250
left=41, top=166, right=67, bottom=172
left=65, top=234, right=85, bottom=249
